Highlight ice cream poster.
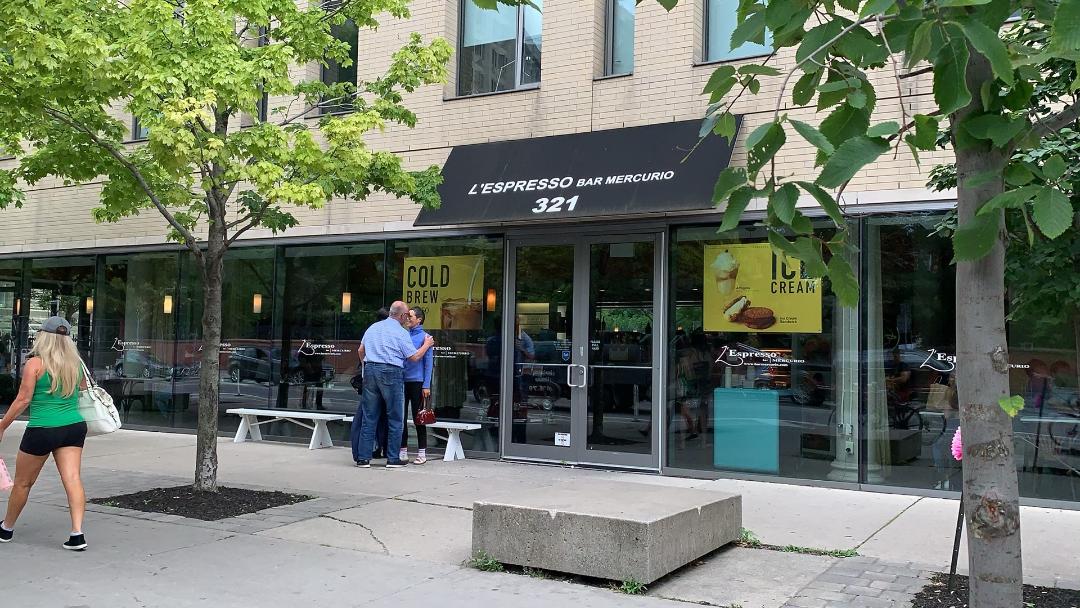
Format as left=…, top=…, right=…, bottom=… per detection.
left=403, top=255, right=485, bottom=330
left=702, top=244, right=822, bottom=334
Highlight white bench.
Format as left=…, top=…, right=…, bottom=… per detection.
left=227, top=408, right=347, bottom=450
left=343, top=417, right=482, bottom=461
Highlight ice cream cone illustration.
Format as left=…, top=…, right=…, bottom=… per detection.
left=710, top=250, right=740, bottom=296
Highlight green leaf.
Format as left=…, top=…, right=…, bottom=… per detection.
left=790, top=119, right=836, bottom=156
left=797, top=21, right=844, bottom=67
left=952, top=214, right=999, bottom=261
left=713, top=167, right=748, bottom=203
left=867, top=121, right=900, bottom=137
left=959, top=20, right=1014, bottom=86
left=1050, top=0, right=1080, bottom=57
left=907, top=21, right=935, bottom=69
left=719, top=187, right=754, bottom=232
left=816, top=136, right=890, bottom=188
left=793, top=71, right=821, bottom=106
left=847, top=89, right=868, bottom=108
left=715, top=112, right=738, bottom=143
left=1032, top=187, right=1073, bottom=238
left=796, top=181, right=845, bottom=226
left=738, top=64, right=781, bottom=76
left=819, top=103, right=871, bottom=148
left=745, top=122, right=775, bottom=150
left=731, top=10, right=768, bottom=49
left=935, top=34, right=972, bottom=116
left=747, top=122, right=787, bottom=176
left=964, top=114, right=1025, bottom=148
left=998, top=395, right=1024, bottom=418
left=912, top=114, right=939, bottom=150
left=703, top=66, right=738, bottom=94
left=1042, top=155, right=1067, bottom=180
left=937, top=0, right=992, bottom=6
left=771, top=182, right=800, bottom=224
left=1004, top=163, right=1034, bottom=186
left=657, top=0, right=680, bottom=10
left=792, top=237, right=828, bottom=276
left=827, top=253, right=859, bottom=307
left=768, top=231, right=801, bottom=258
left=790, top=210, right=814, bottom=234
left=859, top=0, right=897, bottom=17
left=976, top=185, right=1040, bottom=214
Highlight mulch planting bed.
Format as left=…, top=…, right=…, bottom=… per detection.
left=913, top=572, right=1080, bottom=608
left=91, top=485, right=314, bottom=521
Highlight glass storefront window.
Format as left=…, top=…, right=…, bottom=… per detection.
left=174, top=249, right=278, bottom=434
left=28, top=257, right=96, bottom=363
left=668, top=225, right=858, bottom=483
left=867, top=214, right=1080, bottom=502
left=94, top=253, right=181, bottom=428
left=0, top=260, right=25, bottom=411
left=386, top=236, right=504, bottom=454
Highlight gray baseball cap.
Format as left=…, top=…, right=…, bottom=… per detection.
left=40, top=316, right=72, bottom=336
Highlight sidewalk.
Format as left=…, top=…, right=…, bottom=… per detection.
left=2, top=423, right=1078, bottom=607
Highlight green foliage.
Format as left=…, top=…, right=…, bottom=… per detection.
left=999, top=395, right=1026, bottom=417
left=687, top=0, right=1080, bottom=310
left=780, top=545, right=860, bottom=558
left=0, top=0, right=451, bottom=245
left=738, top=528, right=763, bottom=548
left=616, top=577, right=648, bottom=595
left=468, top=551, right=505, bottom=572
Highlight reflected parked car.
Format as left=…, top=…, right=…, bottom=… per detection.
left=114, top=350, right=177, bottom=379
left=226, top=346, right=332, bottom=384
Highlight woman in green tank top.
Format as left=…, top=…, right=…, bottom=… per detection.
left=0, top=316, right=91, bottom=551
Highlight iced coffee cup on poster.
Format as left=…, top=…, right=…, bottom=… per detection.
left=440, top=299, right=483, bottom=330
left=710, top=250, right=740, bottom=296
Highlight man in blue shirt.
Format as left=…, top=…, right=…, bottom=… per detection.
left=400, top=306, right=434, bottom=464
left=352, top=301, right=434, bottom=468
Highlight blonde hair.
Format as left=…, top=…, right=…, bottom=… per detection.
left=30, top=331, right=82, bottom=398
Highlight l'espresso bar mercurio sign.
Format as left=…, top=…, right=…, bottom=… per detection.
left=414, top=119, right=742, bottom=226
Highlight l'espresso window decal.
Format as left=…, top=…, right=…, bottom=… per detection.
left=403, top=255, right=485, bottom=331
left=703, top=243, right=822, bottom=334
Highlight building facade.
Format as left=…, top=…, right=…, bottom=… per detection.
left=1, top=0, right=1077, bottom=505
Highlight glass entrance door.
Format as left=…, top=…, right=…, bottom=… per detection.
left=503, top=234, right=661, bottom=469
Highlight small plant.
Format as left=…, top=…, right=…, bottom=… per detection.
left=524, top=567, right=550, bottom=579
left=738, top=528, right=762, bottom=548
left=780, top=545, right=859, bottom=558
left=468, top=550, right=505, bottom=572
left=617, top=577, right=647, bottom=595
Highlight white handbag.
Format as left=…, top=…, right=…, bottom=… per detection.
left=78, top=362, right=122, bottom=436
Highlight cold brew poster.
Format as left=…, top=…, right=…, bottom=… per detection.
left=702, top=243, right=822, bottom=334
left=403, top=255, right=485, bottom=330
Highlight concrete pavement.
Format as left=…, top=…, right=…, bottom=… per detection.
left=1, top=423, right=1078, bottom=607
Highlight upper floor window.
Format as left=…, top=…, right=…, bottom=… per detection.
left=321, top=3, right=358, bottom=114
left=132, top=117, right=149, bottom=141
left=243, top=29, right=271, bottom=127
left=457, top=0, right=542, bottom=96
left=605, top=0, right=635, bottom=75
left=704, top=0, right=772, bottom=63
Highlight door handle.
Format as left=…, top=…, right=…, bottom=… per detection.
left=576, top=364, right=588, bottom=388
left=566, top=364, right=587, bottom=388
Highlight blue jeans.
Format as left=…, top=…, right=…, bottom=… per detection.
left=350, top=396, right=389, bottom=462
left=355, top=363, right=405, bottom=462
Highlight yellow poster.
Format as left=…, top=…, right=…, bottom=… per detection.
left=403, top=255, right=485, bottom=330
left=702, top=243, right=822, bottom=333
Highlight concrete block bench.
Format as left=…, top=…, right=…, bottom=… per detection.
left=342, top=417, right=481, bottom=461
left=472, top=481, right=741, bottom=584
left=227, top=408, right=347, bottom=450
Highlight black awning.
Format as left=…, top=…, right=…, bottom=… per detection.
left=414, top=118, right=741, bottom=226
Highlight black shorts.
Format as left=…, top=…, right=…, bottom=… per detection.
left=19, top=422, right=88, bottom=456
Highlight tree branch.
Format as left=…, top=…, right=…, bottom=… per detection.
left=1028, top=100, right=1080, bottom=140
left=41, top=106, right=204, bottom=260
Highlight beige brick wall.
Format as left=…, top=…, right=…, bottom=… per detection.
left=0, top=0, right=954, bottom=255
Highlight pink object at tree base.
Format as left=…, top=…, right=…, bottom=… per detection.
left=951, top=427, right=963, bottom=461
left=0, top=457, right=12, bottom=492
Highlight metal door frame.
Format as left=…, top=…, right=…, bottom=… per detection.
left=501, top=232, right=664, bottom=470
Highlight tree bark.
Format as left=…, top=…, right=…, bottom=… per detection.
left=193, top=220, right=226, bottom=493
left=953, top=53, right=1023, bottom=608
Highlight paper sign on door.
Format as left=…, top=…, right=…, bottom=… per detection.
left=554, top=433, right=571, bottom=447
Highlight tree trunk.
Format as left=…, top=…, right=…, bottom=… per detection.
left=194, top=229, right=226, bottom=493
left=953, top=53, right=1023, bottom=608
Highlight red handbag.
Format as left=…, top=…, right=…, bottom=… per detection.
left=415, top=394, right=436, bottom=425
